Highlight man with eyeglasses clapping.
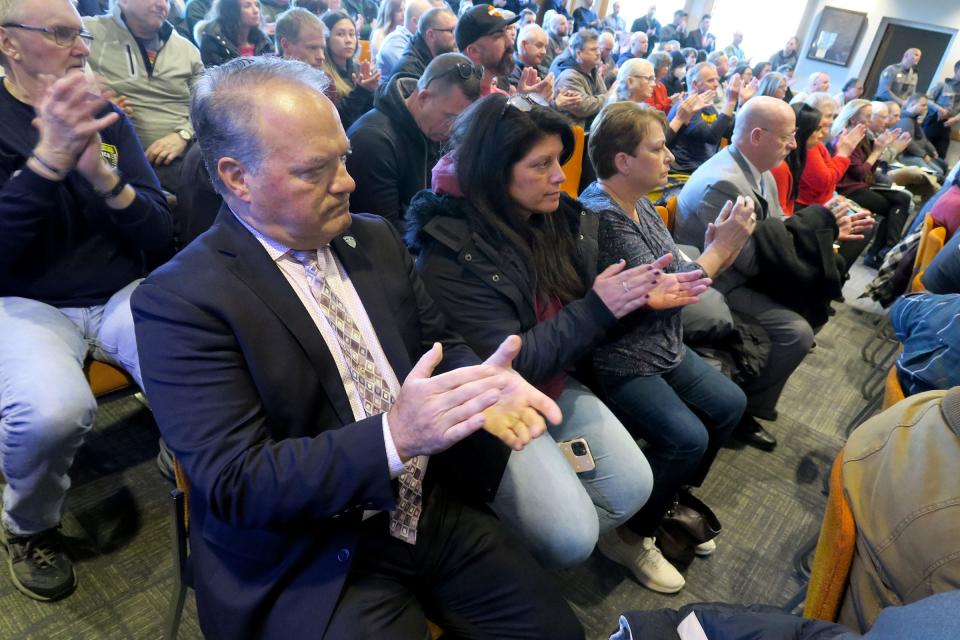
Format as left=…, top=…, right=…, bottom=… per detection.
left=0, top=0, right=173, bottom=602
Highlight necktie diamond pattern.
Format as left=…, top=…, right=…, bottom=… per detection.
left=290, top=249, right=425, bottom=544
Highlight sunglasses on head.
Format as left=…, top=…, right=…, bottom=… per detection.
left=426, top=62, right=485, bottom=89
left=497, top=92, right=550, bottom=122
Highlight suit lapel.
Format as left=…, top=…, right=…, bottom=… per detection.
left=331, top=232, right=414, bottom=382
left=212, top=209, right=356, bottom=425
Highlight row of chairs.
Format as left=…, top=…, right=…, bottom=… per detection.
left=846, top=215, right=947, bottom=434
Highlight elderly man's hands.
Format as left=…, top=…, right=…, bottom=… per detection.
left=387, top=337, right=561, bottom=460
left=31, top=72, right=119, bottom=179
left=704, top=196, right=756, bottom=268
left=520, top=68, right=555, bottom=101
left=555, top=89, right=583, bottom=111
left=480, top=336, right=563, bottom=450
left=676, top=90, right=716, bottom=124
left=146, top=132, right=189, bottom=166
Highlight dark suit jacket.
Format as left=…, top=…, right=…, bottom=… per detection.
left=132, top=208, right=502, bottom=639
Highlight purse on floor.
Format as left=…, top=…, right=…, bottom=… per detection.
left=656, top=490, right=722, bottom=569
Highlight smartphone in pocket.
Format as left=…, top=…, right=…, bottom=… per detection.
left=558, top=437, right=596, bottom=474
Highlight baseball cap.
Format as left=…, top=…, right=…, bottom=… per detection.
left=455, top=4, right=521, bottom=52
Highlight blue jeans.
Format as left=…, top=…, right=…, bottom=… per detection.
left=492, top=378, right=653, bottom=569
left=0, top=281, right=143, bottom=535
left=596, top=348, right=746, bottom=536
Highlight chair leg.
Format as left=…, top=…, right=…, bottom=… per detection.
left=165, top=488, right=188, bottom=640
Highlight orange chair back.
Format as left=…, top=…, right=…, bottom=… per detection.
left=910, top=220, right=946, bottom=293
left=561, top=125, right=585, bottom=198
left=804, top=449, right=856, bottom=622
left=358, top=39, right=371, bottom=64
left=882, top=364, right=906, bottom=410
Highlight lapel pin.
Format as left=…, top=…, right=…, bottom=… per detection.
left=343, top=236, right=357, bottom=248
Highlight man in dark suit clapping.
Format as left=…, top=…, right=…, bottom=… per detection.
left=132, top=57, right=583, bottom=640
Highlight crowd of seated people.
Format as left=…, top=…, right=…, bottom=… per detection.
left=4, top=1, right=960, bottom=638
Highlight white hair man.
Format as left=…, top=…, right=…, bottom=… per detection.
left=0, top=0, right=173, bottom=601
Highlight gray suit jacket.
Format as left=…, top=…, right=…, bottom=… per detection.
left=674, top=146, right=785, bottom=292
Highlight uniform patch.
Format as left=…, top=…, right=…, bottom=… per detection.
left=100, top=143, right=119, bottom=168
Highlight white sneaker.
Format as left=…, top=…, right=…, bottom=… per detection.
left=597, top=530, right=685, bottom=594
left=694, top=538, right=717, bottom=556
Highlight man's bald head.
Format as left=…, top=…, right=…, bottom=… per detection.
left=404, top=0, right=430, bottom=32
left=733, top=96, right=797, bottom=171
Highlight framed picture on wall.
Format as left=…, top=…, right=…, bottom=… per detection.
left=806, top=7, right=868, bottom=66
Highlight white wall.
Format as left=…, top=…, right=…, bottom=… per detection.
left=794, top=0, right=960, bottom=94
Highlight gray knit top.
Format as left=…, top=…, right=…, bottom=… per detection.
left=579, top=181, right=699, bottom=377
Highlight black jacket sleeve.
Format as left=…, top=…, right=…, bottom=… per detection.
left=416, top=241, right=617, bottom=385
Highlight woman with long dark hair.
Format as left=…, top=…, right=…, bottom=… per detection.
left=406, top=95, right=708, bottom=570
left=579, top=101, right=750, bottom=592
left=770, top=102, right=872, bottom=267
left=320, top=12, right=379, bottom=130
left=198, top=0, right=275, bottom=66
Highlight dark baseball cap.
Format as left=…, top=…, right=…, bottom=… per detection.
left=455, top=4, right=521, bottom=52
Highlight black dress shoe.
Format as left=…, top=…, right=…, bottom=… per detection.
left=733, top=415, right=777, bottom=451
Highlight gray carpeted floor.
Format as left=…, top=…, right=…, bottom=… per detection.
left=0, top=264, right=886, bottom=640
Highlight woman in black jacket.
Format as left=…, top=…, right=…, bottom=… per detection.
left=320, top=12, right=379, bottom=130
left=406, top=95, right=707, bottom=569
left=198, top=0, right=275, bottom=66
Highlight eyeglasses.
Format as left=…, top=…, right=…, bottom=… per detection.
left=759, top=127, right=797, bottom=143
left=423, top=61, right=484, bottom=90
left=1, top=23, right=94, bottom=47
left=429, top=28, right=455, bottom=33
left=630, top=74, right=656, bottom=82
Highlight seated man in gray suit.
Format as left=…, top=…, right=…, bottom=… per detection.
left=674, top=97, right=821, bottom=450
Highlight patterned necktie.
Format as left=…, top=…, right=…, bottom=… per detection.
left=291, top=249, right=425, bottom=544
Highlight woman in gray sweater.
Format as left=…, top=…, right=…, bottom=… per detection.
left=579, top=102, right=753, bottom=593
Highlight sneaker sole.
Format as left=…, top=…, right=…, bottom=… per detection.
left=694, top=547, right=716, bottom=557
left=7, top=561, right=77, bottom=602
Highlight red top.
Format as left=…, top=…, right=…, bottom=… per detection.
left=930, top=185, right=960, bottom=240
left=238, top=43, right=255, bottom=57
left=770, top=161, right=794, bottom=216
left=646, top=82, right=672, bottom=113
left=535, top=296, right=567, bottom=400
left=798, top=143, right=851, bottom=207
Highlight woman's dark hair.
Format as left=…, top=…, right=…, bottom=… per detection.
left=733, top=63, right=751, bottom=78
left=211, top=0, right=265, bottom=47
left=449, top=95, right=584, bottom=304
left=751, top=61, right=771, bottom=79
left=842, top=77, right=860, bottom=92
left=784, top=103, right=823, bottom=202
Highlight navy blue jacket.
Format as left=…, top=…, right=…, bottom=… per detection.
left=0, top=82, right=172, bottom=307
left=132, top=210, right=503, bottom=639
